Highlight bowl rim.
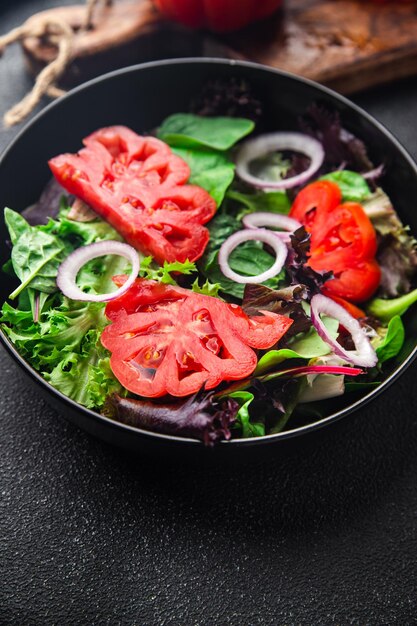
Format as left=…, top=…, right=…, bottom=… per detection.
left=1, top=56, right=417, bottom=448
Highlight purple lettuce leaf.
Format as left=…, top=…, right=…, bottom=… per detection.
left=103, top=391, right=238, bottom=446
left=22, top=177, right=72, bottom=226
left=362, top=189, right=417, bottom=297
left=300, top=103, right=374, bottom=172
left=286, top=227, right=333, bottom=296
left=190, top=77, right=263, bottom=124
left=242, top=282, right=310, bottom=338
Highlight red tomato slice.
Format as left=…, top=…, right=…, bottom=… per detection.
left=290, top=181, right=380, bottom=302
left=101, top=279, right=293, bottom=398
left=290, top=180, right=342, bottom=245
left=321, top=259, right=381, bottom=303
left=308, top=202, right=378, bottom=274
left=49, top=126, right=217, bottom=265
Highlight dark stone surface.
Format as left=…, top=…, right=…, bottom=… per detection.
left=0, top=2, right=416, bottom=625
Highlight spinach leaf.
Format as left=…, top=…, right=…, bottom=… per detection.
left=172, top=147, right=235, bottom=206
left=374, top=315, right=405, bottom=364
left=319, top=170, right=371, bottom=201
left=4, top=207, right=31, bottom=244
left=7, top=217, right=66, bottom=300
left=226, top=189, right=291, bottom=218
left=157, top=113, right=254, bottom=150
left=199, top=212, right=283, bottom=298
left=204, top=245, right=283, bottom=299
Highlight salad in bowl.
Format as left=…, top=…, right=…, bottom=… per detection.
left=1, top=60, right=417, bottom=449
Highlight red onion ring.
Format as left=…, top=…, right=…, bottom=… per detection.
left=310, top=294, right=377, bottom=368
left=57, top=240, right=140, bottom=302
left=242, top=212, right=302, bottom=240
left=235, top=132, right=324, bottom=190
left=218, top=228, right=287, bottom=284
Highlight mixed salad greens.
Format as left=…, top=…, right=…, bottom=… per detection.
left=2, top=85, right=417, bottom=445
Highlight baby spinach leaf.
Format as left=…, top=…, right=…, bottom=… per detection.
left=226, top=189, right=291, bottom=218
left=158, top=113, right=254, bottom=150
left=199, top=212, right=283, bottom=298
left=374, top=315, right=405, bottom=363
left=204, top=245, right=283, bottom=299
left=319, top=170, right=371, bottom=202
left=172, top=147, right=235, bottom=206
left=4, top=207, right=31, bottom=244
left=8, top=223, right=66, bottom=300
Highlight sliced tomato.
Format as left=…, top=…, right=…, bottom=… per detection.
left=308, top=202, right=378, bottom=273
left=290, top=181, right=380, bottom=302
left=49, top=126, right=217, bottom=265
left=101, top=279, right=293, bottom=398
left=321, top=259, right=381, bottom=303
left=290, top=180, right=342, bottom=245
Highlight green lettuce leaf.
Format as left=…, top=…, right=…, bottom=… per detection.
left=228, top=391, right=265, bottom=438
left=1, top=296, right=123, bottom=409
left=139, top=256, right=197, bottom=285
left=1, top=206, right=129, bottom=409
left=191, top=278, right=222, bottom=298
left=367, top=289, right=417, bottom=322
left=254, top=316, right=339, bottom=375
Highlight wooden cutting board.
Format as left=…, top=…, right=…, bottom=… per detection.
left=22, top=0, right=417, bottom=94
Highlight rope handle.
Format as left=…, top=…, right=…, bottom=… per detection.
left=0, top=0, right=113, bottom=127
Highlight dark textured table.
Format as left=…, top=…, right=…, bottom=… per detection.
left=1, top=2, right=417, bottom=625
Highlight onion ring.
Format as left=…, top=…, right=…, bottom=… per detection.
left=218, top=228, right=287, bottom=284
left=235, top=132, right=324, bottom=190
left=57, top=240, right=140, bottom=302
left=310, top=294, right=377, bottom=367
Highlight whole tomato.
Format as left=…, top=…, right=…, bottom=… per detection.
left=153, top=0, right=283, bottom=33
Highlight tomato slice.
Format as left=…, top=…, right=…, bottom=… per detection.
left=290, top=181, right=380, bottom=302
left=49, top=126, right=217, bottom=265
left=321, top=259, right=381, bottom=303
left=308, top=202, right=378, bottom=273
left=101, top=279, right=293, bottom=398
left=290, top=180, right=342, bottom=244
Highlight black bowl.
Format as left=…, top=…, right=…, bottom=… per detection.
left=1, top=58, right=417, bottom=456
